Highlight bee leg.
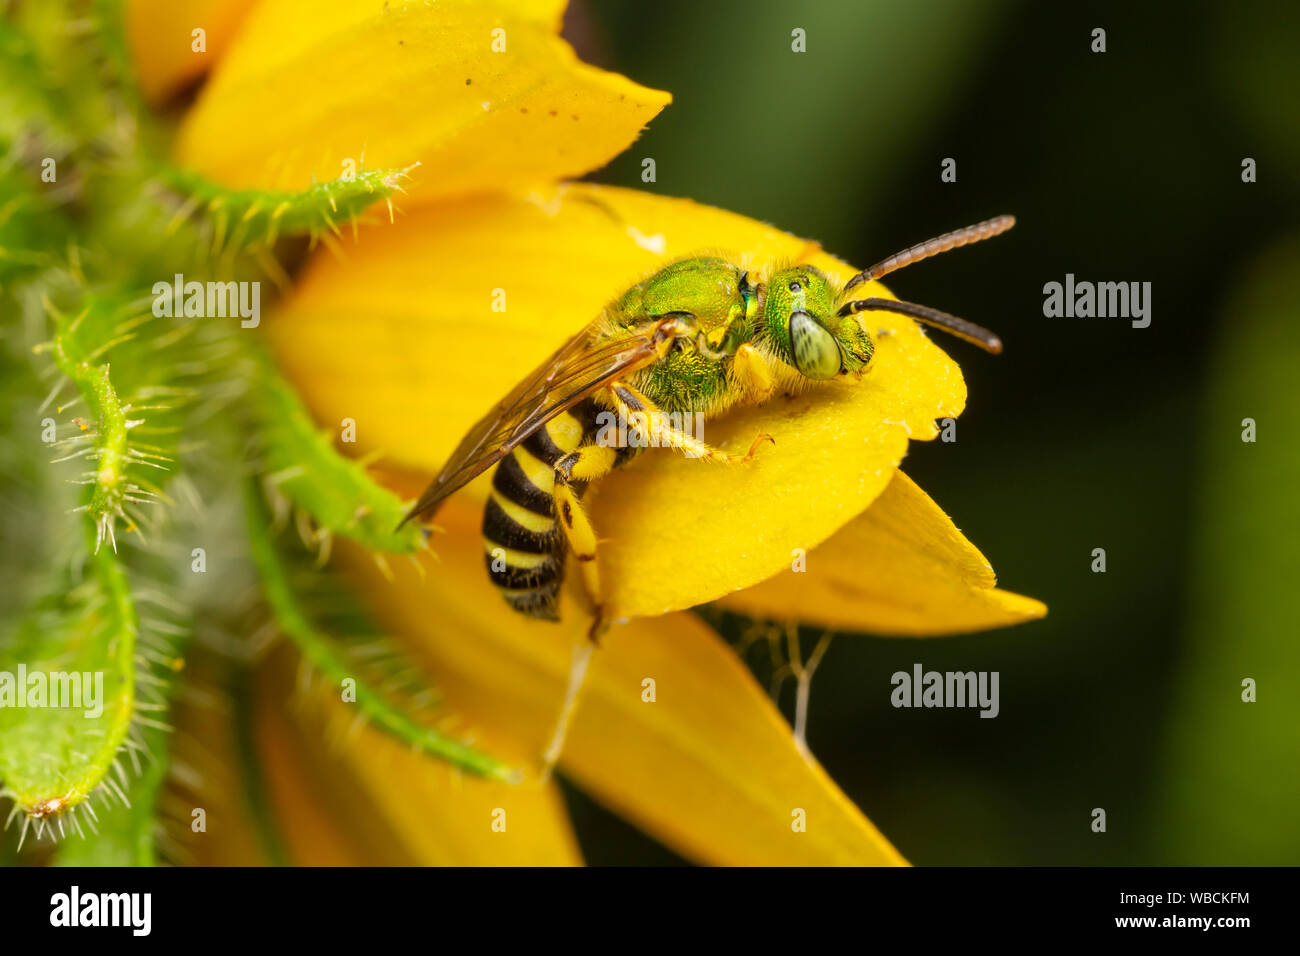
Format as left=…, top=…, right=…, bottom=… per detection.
left=539, top=637, right=596, bottom=780
left=554, top=444, right=617, bottom=632
left=608, top=380, right=774, bottom=463
left=731, top=343, right=776, bottom=403
left=538, top=444, right=615, bottom=780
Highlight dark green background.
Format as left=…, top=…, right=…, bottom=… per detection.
left=563, top=0, right=1300, bottom=865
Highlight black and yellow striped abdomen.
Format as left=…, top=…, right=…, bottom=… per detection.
left=482, top=400, right=599, bottom=620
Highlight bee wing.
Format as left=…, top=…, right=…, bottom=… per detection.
left=399, top=319, right=668, bottom=525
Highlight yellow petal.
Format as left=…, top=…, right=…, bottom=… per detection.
left=720, top=470, right=1047, bottom=635
left=258, top=643, right=583, bottom=866
left=271, top=185, right=968, bottom=619
left=334, top=505, right=907, bottom=867
left=253, top=653, right=404, bottom=866
left=174, top=0, right=669, bottom=197
left=127, top=0, right=259, bottom=105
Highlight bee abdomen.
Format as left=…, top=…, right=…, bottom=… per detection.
left=484, top=546, right=565, bottom=620
left=482, top=402, right=598, bottom=621
left=482, top=496, right=555, bottom=554
left=483, top=490, right=564, bottom=620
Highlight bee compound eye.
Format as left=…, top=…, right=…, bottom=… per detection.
left=790, top=310, right=841, bottom=380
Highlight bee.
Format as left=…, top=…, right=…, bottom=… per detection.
left=400, top=216, right=1014, bottom=634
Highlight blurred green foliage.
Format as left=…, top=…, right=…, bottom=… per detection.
left=1153, top=238, right=1300, bottom=864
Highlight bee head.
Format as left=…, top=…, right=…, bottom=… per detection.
left=763, top=266, right=874, bottom=379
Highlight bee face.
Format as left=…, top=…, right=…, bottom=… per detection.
left=763, top=267, right=874, bottom=378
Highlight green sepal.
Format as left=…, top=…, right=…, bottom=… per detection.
left=249, top=345, right=424, bottom=555
left=156, top=163, right=417, bottom=253
left=0, top=536, right=136, bottom=827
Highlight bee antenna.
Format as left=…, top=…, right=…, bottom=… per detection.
left=843, top=215, right=1016, bottom=293
left=838, top=297, right=1003, bottom=354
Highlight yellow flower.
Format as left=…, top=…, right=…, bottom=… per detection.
left=131, top=0, right=1044, bottom=865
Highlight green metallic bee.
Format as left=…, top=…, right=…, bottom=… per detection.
left=401, top=215, right=1014, bottom=630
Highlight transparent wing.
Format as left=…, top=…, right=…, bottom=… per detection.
left=399, top=318, right=670, bottom=525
